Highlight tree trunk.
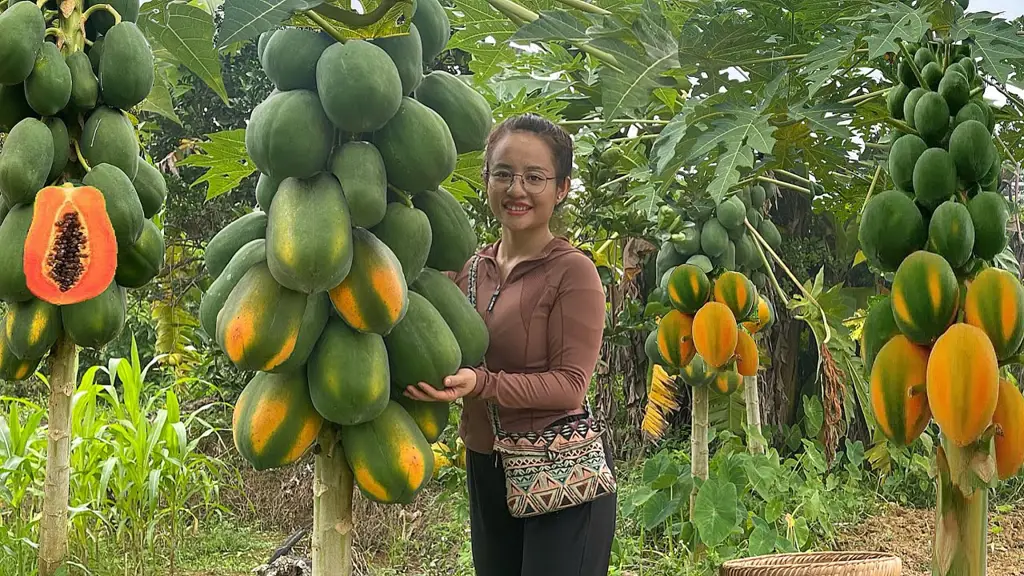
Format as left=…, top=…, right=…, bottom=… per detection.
left=312, top=425, right=354, bottom=576
left=38, top=335, right=79, bottom=576
left=690, top=385, right=709, bottom=559
left=932, top=437, right=990, bottom=576
left=743, top=376, right=766, bottom=455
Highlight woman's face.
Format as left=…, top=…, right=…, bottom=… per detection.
left=485, top=131, right=568, bottom=234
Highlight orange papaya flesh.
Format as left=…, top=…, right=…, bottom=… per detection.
left=23, top=185, right=117, bottom=305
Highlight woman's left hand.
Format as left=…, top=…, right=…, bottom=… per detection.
left=404, top=368, right=477, bottom=402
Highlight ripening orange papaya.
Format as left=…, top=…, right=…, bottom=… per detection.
left=740, top=295, right=774, bottom=334
left=993, top=378, right=1024, bottom=480
left=712, top=271, right=757, bottom=321
left=656, top=309, right=695, bottom=368
left=711, top=369, right=742, bottom=395
left=692, top=301, right=738, bottom=368
left=735, top=329, right=758, bottom=377
left=925, top=323, right=999, bottom=447
left=870, top=335, right=932, bottom=446
left=964, top=267, right=1024, bottom=360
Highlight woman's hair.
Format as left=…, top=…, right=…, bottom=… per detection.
left=484, top=114, right=573, bottom=181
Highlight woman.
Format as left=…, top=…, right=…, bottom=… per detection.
left=403, top=114, right=617, bottom=576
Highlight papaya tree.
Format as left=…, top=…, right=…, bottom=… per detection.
left=0, top=0, right=181, bottom=573
left=828, top=2, right=1024, bottom=573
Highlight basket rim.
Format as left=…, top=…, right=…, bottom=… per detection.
left=720, top=550, right=903, bottom=568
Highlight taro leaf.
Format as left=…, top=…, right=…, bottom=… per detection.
left=140, top=0, right=228, bottom=104
left=958, top=14, right=1024, bottom=89
left=863, top=1, right=931, bottom=60
left=693, top=475, right=740, bottom=547
left=216, top=0, right=323, bottom=49
left=176, top=129, right=255, bottom=200
left=512, top=9, right=591, bottom=44
left=685, top=102, right=776, bottom=204
left=642, top=451, right=681, bottom=489
left=642, top=489, right=681, bottom=530
left=620, top=485, right=655, bottom=519
left=748, top=517, right=777, bottom=556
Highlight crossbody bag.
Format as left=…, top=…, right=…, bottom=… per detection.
left=467, top=254, right=617, bottom=518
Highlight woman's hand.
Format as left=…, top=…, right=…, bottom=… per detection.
left=404, top=368, right=477, bottom=402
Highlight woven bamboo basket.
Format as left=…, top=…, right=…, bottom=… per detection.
left=719, top=551, right=902, bottom=575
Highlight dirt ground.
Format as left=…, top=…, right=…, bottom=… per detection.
left=835, top=503, right=1024, bottom=576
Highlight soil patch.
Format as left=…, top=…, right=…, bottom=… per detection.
left=835, top=502, right=1024, bottom=575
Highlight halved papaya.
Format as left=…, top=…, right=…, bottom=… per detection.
left=23, top=185, right=117, bottom=306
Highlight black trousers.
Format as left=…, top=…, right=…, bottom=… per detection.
left=466, top=437, right=617, bottom=576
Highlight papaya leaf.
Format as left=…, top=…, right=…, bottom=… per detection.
left=800, top=36, right=856, bottom=98
left=140, top=0, right=228, bottom=104
left=511, top=9, right=591, bottom=43
left=677, top=13, right=766, bottom=71
left=447, top=0, right=518, bottom=79
left=955, top=14, right=1024, bottom=87
left=589, top=0, right=679, bottom=122
left=791, top=103, right=853, bottom=140
left=862, top=1, right=932, bottom=60
left=649, top=101, right=697, bottom=177
left=176, top=129, right=255, bottom=200
left=685, top=102, right=776, bottom=204
left=139, top=66, right=181, bottom=126
left=289, top=0, right=413, bottom=40
left=216, top=0, right=322, bottom=49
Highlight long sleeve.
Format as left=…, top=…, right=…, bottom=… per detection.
left=469, top=255, right=606, bottom=410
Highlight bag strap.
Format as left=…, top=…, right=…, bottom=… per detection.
left=468, top=255, right=504, bottom=436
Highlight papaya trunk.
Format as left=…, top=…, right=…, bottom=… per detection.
left=37, top=335, right=79, bottom=576
left=932, top=438, right=989, bottom=576
left=743, top=376, right=766, bottom=455
left=690, top=384, right=709, bottom=559
left=312, top=425, right=354, bottom=576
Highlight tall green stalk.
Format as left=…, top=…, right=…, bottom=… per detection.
left=932, top=435, right=993, bottom=576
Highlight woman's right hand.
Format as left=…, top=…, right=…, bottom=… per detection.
left=403, top=368, right=477, bottom=402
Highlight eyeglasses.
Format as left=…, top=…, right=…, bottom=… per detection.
left=485, top=169, right=557, bottom=195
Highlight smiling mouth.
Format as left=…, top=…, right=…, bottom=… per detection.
left=504, top=204, right=532, bottom=215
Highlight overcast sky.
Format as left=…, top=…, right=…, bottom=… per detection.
left=969, top=0, right=1023, bottom=18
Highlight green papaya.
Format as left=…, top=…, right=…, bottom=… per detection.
left=199, top=239, right=266, bottom=338
left=373, top=24, right=424, bottom=96
left=255, top=173, right=279, bottom=212
left=0, top=2, right=45, bottom=86
left=85, top=0, right=139, bottom=35
left=66, top=51, right=99, bottom=110
left=0, top=118, right=53, bottom=206
left=371, top=202, right=432, bottom=283
left=61, top=282, right=127, bottom=349
left=414, top=70, right=493, bottom=154
left=82, top=163, right=145, bottom=246
left=913, top=92, right=950, bottom=146
left=245, top=90, right=333, bottom=180
left=98, top=22, right=155, bottom=110
left=331, top=141, right=387, bottom=229
left=413, top=187, right=477, bottom=273
left=45, top=117, right=68, bottom=182
left=0, top=84, right=35, bottom=133
left=887, top=83, right=910, bottom=120
left=413, top=0, right=450, bottom=62
left=131, top=159, right=168, bottom=218
left=24, top=41, right=72, bottom=116
left=411, top=268, right=488, bottom=367
left=115, top=218, right=165, bottom=288
left=316, top=40, right=403, bottom=134
left=87, top=36, right=104, bottom=72
left=81, top=106, right=140, bottom=180
left=0, top=204, right=33, bottom=302
left=261, top=27, right=334, bottom=91
left=372, top=97, right=457, bottom=194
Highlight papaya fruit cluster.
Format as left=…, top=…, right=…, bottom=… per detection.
left=650, top=182, right=781, bottom=309
left=205, top=1, right=495, bottom=505
left=0, top=1, right=165, bottom=379
left=646, top=266, right=773, bottom=399
left=864, top=258, right=1024, bottom=479
left=860, top=39, right=1006, bottom=274
left=859, top=40, right=1024, bottom=478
